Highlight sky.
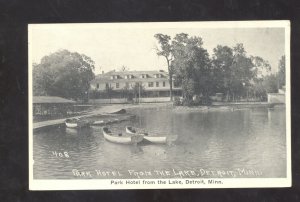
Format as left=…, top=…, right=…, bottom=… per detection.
left=29, top=22, right=287, bottom=75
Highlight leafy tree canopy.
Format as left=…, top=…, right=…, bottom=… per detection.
left=211, top=43, right=271, bottom=101
left=33, top=49, right=95, bottom=101
left=171, top=33, right=211, bottom=97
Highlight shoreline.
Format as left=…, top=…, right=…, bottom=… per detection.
left=103, top=101, right=284, bottom=112
left=172, top=102, right=285, bottom=112
left=33, top=102, right=284, bottom=131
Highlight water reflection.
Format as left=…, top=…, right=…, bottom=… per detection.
left=129, top=145, right=144, bottom=154
left=33, top=106, right=286, bottom=179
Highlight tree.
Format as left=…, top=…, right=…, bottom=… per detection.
left=212, top=43, right=255, bottom=101
left=250, top=74, right=278, bottom=101
left=211, top=43, right=272, bottom=101
left=211, top=45, right=234, bottom=99
left=154, top=34, right=174, bottom=101
left=277, top=55, right=285, bottom=88
left=250, top=56, right=272, bottom=100
left=250, top=56, right=271, bottom=78
left=33, top=49, right=95, bottom=102
left=263, top=74, right=278, bottom=93
left=229, top=43, right=255, bottom=101
left=155, top=33, right=213, bottom=105
left=171, top=34, right=212, bottom=101
left=181, top=79, right=195, bottom=101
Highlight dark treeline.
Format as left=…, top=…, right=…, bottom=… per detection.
left=155, top=33, right=285, bottom=105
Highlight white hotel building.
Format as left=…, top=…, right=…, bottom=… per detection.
left=90, top=70, right=182, bottom=102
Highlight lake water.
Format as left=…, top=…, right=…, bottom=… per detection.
left=33, top=106, right=287, bottom=179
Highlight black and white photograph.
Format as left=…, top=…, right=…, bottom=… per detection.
left=28, top=21, right=290, bottom=190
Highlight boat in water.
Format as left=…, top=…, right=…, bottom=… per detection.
left=65, top=118, right=90, bottom=128
left=102, top=127, right=144, bottom=144
left=91, top=120, right=105, bottom=125
left=126, top=126, right=168, bottom=144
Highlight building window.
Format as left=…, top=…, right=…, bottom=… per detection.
left=125, top=82, right=129, bottom=88
left=148, top=82, right=153, bottom=87
left=155, top=74, right=161, bottom=78
left=140, top=74, right=148, bottom=79
left=96, top=83, right=99, bottom=89
left=156, top=82, right=159, bottom=87
left=163, top=81, right=165, bottom=87
left=116, top=83, right=119, bottom=88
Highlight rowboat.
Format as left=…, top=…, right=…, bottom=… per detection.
left=125, top=126, right=168, bottom=144
left=65, top=118, right=90, bottom=128
left=102, top=127, right=144, bottom=144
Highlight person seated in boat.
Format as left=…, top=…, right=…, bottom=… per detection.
left=144, top=132, right=149, bottom=136
left=103, top=127, right=111, bottom=133
left=118, top=133, right=122, bottom=136
left=128, top=127, right=136, bottom=133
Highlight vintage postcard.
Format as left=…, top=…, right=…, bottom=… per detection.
left=29, top=21, right=291, bottom=190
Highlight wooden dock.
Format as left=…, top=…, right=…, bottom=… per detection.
left=33, top=118, right=66, bottom=131
left=32, top=105, right=128, bottom=131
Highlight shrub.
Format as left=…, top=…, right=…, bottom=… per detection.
left=200, top=96, right=212, bottom=106
left=192, top=98, right=201, bottom=106
left=173, top=97, right=182, bottom=106
left=182, top=97, right=193, bottom=106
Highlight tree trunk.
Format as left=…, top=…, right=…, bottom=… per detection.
left=169, top=74, right=173, bottom=101
left=167, top=58, right=173, bottom=101
left=226, top=90, right=229, bottom=102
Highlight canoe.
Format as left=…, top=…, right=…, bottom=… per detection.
left=91, top=120, right=105, bottom=125
left=103, top=127, right=144, bottom=144
left=126, top=126, right=167, bottom=144
left=65, top=118, right=90, bottom=128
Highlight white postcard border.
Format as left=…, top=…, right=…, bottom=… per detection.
left=29, top=20, right=291, bottom=190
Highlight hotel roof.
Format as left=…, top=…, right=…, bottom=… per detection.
left=92, top=70, right=169, bottom=83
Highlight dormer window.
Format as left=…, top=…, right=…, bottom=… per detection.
left=111, top=75, right=119, bottom=79
left=140, top=74, right=148, bottom=79
left=154, top=74, right=161, bottom=78
left=125, top=75, right=133, bottom=79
